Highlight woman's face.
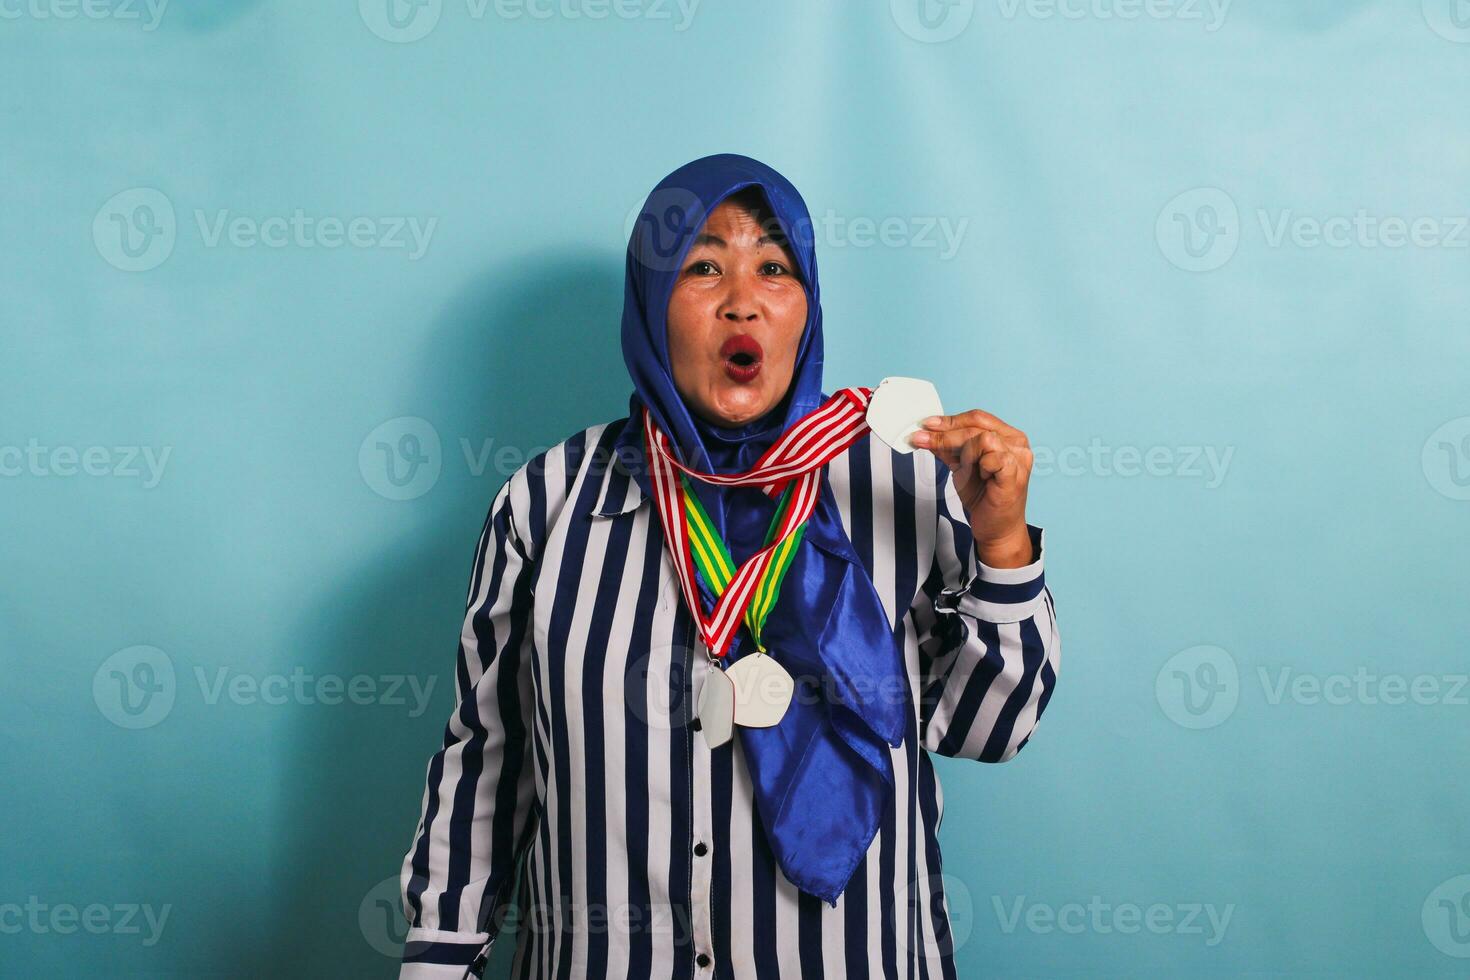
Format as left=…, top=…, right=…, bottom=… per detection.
left=666, top=197, right=808, bottom=428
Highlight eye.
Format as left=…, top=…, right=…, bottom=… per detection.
left=760, top=261, right=791, bottom=276
left=684, top=259, right=719, bottom=276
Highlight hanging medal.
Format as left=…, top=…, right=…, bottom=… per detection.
left=640, top=390, right=877, bottom=748
left=696, top=663, right=737, bottom=748
left=681, top=474, right=802, bottom=738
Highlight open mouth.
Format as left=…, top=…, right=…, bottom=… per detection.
left=720, top=334, right=764, bottom=383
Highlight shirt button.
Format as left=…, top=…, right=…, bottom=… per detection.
left=696, top=953, right=711, bottom=968
left=694, top=841, right=708, bottom=856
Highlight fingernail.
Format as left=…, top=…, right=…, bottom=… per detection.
left=921, top=416, right=942, bottom=427
left=909, top=431, right=930, bottom=446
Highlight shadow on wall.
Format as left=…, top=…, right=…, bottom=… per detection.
left=235, top=252, right=627, bottom=977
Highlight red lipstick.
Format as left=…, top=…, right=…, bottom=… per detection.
left=720, top=334, right=764, bottom=383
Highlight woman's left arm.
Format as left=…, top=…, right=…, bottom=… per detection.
left=909, top=409, right=1061, bottom=762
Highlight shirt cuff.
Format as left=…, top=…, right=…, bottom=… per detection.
left=399, top=963, right=482, bottom=980
left=937, top=525, right=1047, bottom=624
left=399, top=927, right=492, bottom=979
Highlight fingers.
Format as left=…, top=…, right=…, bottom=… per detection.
left=977, top=444, right=1009, bottom=479
left=912, top=424, right=1026, bottom=454
left=930, top=428, right=1011, bottom=474
left=906, top=410, right=1034, bottom=498
left=975, top=431, right=1015, bottom=481
left=921, top=409, right=1025, bottom=442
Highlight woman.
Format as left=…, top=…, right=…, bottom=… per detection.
left=398, top=154, right=1061, bottom=979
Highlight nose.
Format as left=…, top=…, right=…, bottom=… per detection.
left=718, top=273, right=759, bottom=322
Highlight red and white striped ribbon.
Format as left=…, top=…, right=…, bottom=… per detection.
left=641, top=386, right=874, bottom=658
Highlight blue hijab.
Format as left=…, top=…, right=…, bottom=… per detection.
left=619, top=154, right=906, bottom=906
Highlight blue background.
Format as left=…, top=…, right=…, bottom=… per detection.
left=5, top=0, right=1470, bottom=975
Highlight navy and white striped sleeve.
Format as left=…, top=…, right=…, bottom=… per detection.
left=398, top=474, right=541, bottom=979
left=914, top=468, right=1061, bottom=763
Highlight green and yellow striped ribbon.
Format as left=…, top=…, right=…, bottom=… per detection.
left=679, top=474, right=807, bottom=653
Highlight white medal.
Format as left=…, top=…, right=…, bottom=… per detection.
left=865, top=376, right=944, bottom=454
left=726, top=651, right=795, bottom=728
left=698, top=663, right=736, bottom=747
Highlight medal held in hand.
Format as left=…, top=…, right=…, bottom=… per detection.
left=865, top=376, right=945, bottom=455
left=644, top=381, right=943, bottom=748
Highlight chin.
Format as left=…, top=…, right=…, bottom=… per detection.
left=705, top=391, right=771, bottom=427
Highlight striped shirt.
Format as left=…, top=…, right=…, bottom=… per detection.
left=398, top=411, right=1061, bottom=979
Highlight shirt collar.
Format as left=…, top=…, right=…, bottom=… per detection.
left=592, top=415, right=652, bottom=518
